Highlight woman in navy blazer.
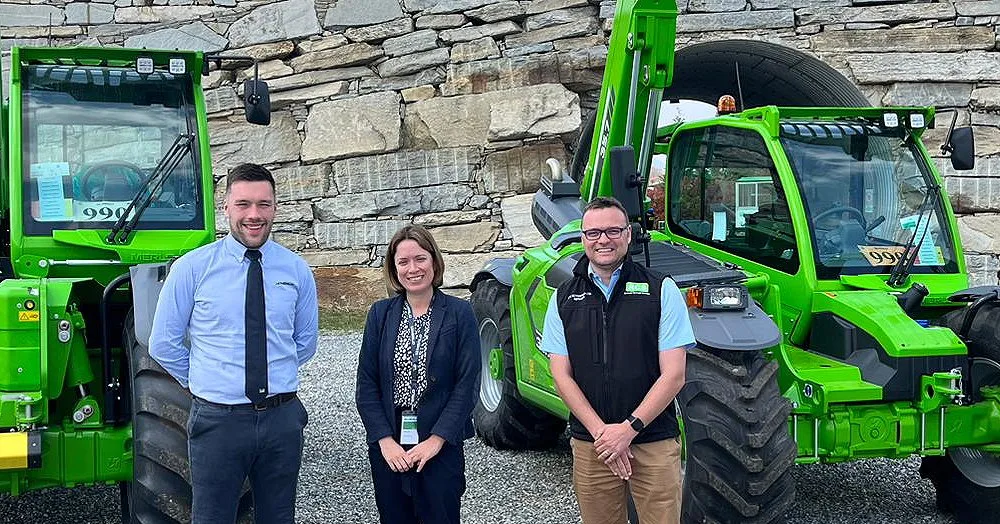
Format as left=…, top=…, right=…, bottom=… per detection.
left=356, top=225, right=480, bottom=524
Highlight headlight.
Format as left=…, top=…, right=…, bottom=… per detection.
left=686, top=284, right=749, bottom=311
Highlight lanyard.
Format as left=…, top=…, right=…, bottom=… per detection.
left=406, top=303, right=426, bottom=408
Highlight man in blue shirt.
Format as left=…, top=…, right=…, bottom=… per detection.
left=540, top=197, right=694, bottom=524
left=150, top=163, right=319, bottom=524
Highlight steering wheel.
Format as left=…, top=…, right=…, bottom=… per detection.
left=78, top=161, right=146, bottom=202
left=812, top=205, right=866, bottom=230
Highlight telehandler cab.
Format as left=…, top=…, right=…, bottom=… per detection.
left=469, top=2, right=999, bottom=523
left=0, top=46, right=269, bottom=522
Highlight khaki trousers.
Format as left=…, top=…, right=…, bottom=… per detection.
left=570, top=437, right=682, bottom=524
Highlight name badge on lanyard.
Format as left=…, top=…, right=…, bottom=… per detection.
left=400, top=409, right=419, bottom=445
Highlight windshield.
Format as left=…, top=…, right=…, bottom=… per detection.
left=780, top=122, right=958, bottom=279
left=21, top=65, right=202, bottom=235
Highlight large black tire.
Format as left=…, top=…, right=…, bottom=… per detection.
left=123, top=312, right=253, bottom=523
left=920, top=305, right=1000, bottom=524
left=677, top=347, right=796, bottom=524
left=470, top=279, right=566, bottom=450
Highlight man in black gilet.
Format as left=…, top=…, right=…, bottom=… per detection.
left=540, top=197, right=695, bottom=524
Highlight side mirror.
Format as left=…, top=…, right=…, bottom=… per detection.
left=243, top=79, right=271, bottom=125
left=948, top=126, right=975, bottom=171
left=609, top=145, right=642, bottom=221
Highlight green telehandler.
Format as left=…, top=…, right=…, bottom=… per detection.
left=0, top=46, right=270, bottom=522
left=469, top=2, right=1000, bottom=523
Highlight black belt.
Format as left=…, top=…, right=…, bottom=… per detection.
left=194, top=392, right=297, bottom=411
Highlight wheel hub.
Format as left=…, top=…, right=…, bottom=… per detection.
left=478, top=319, right=504, bottom=413
left=489, top=348, right=503, bottom=381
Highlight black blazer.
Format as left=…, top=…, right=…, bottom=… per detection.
left=356, top=289, right=480, bottom=446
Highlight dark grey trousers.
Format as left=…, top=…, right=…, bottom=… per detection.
left=187, top=395, right=307, bottom=524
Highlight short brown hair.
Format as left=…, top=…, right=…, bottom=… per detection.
left=383, top=225, right=445, bottom=294
left=583, top=196, right=628, bottom=221
left=226, top=163, right=276, bottom=194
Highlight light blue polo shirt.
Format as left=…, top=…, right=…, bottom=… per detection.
left=540, top=264, right=696, bottom=356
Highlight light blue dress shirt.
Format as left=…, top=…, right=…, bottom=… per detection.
left=149, top=234, right=319, bottom=404
left=540, top=264, right=696, bottom=356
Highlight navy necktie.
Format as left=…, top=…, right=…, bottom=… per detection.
left=244, top=249, right=267, bottom=404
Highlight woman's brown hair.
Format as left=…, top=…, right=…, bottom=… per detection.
left=383, top=225, right=446, bottom=294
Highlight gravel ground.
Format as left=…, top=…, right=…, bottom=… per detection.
left=0, top=330, right=956, bottom=524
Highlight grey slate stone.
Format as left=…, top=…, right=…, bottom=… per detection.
left=849, top=52, right=1000, bottom=83
left=344, top=18, right=414, bottom=43
left=314, top=220, right=409, bottom=249
left=301, top=91, right=403, bottom=163
left=467, top=2, right=525, bottom=23
left=750, top=0, right=847, bottom=7
left=812, top=26, right=995, bottom=53
left=426, top=0, right=497, bottom=15
left=324, top=0, right=404, bottom=27
left=525, top=0, right=589, bottom=15
left=797, top=3, right=956, bottom=25
left=506, top=19, right=599, bottom=48
left=227, top=0, right=322, bottom=48
left=315, top=184, right=475, bottom=221
left=415, top=14, right=467, bottom=28
left=267, top=68, right=373, bottom=93
left=677, top=10, right=794, bottom=32
left=687, top=0, right=747, bottom=12
left=451, top=37, right=501, bottom=63
left=525, top=7, right=598, bottom=31
left=289, top=43, right=383, bottom=73
left=383, top=29, right=439, bottom=57
left=0, top=4, right=65, bottom=26
left=378, top=48, right=451, bottom=77
left=272, top=164, right=331, bottom=202
left=956, top=1, right=1000, bottom=17
left=333, top=147, right=479, bottom=193
left=440, top=21, right=522, bottom=43
left=360, top=68, right=447, bottom=94
left=65, top=3, right=114, bottom=24
left=124, top=22, right=228, bottom=52
left=883, top=83, right=974, bottom=107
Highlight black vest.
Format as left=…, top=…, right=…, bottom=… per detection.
left=556, top=256, right=679, bottom=444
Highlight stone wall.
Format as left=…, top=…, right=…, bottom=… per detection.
left=2, top=0, right=1000, bottom=307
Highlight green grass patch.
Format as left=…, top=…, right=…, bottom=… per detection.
left=319, top=308, right=367, bottom=332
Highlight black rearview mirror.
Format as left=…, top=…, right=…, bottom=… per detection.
left=948, top=126, right=975, bottom=171
left=243, top=79, right=271, bottom=126
left=609, top=145, right=642, bottom=222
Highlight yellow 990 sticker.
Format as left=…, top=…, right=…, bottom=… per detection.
left=18, top=311, right=40, bottom=322
left=858, top=245, right=944, bottom=266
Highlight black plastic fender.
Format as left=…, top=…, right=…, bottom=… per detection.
left=470, top=258, right=517, bottom=292
left=688, top=300, right=781, bottom=351
left=128, top=262, right=170, bottom=348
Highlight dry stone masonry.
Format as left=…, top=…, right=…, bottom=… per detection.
left=3, top=0, right=1000, bottom=306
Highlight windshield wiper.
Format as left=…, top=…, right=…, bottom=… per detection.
left=887, top=184, right=940, bottom=287
left=106, top=133, right=194, bottom=244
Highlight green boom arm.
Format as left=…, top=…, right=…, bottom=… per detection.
left=580, top=0, right=678, bottom=203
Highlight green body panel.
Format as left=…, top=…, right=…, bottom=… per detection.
left=1, top=46, right=216, bottom=494
left=0, top=425, right=131, bottom=496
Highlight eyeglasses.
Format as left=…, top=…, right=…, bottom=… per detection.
left=582, top=226, right=629, bottom=241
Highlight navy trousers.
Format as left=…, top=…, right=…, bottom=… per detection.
left=368, top=442, right=466, bottom=524
left=187, top=395, right=307, bottom=524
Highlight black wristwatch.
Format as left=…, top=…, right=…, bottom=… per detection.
left=627, top=415, right=645, bottom=432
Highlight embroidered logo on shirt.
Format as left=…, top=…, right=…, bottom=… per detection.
left=567, top=292, right=591, bottom=301
left=624, top=282, right=649, bottom=295
left=274, top=281, right=296, bottom=287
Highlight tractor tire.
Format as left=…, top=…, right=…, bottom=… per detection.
left=470, top=279, right=566, bottom=450
left=122, top=311, right=253, bottom=523
left=920, top=305, right=1000, bottom=524
left=677, top=347, right=796, bottom=524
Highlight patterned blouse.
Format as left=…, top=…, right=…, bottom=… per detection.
left=392, top=302, right=432, bottom=408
